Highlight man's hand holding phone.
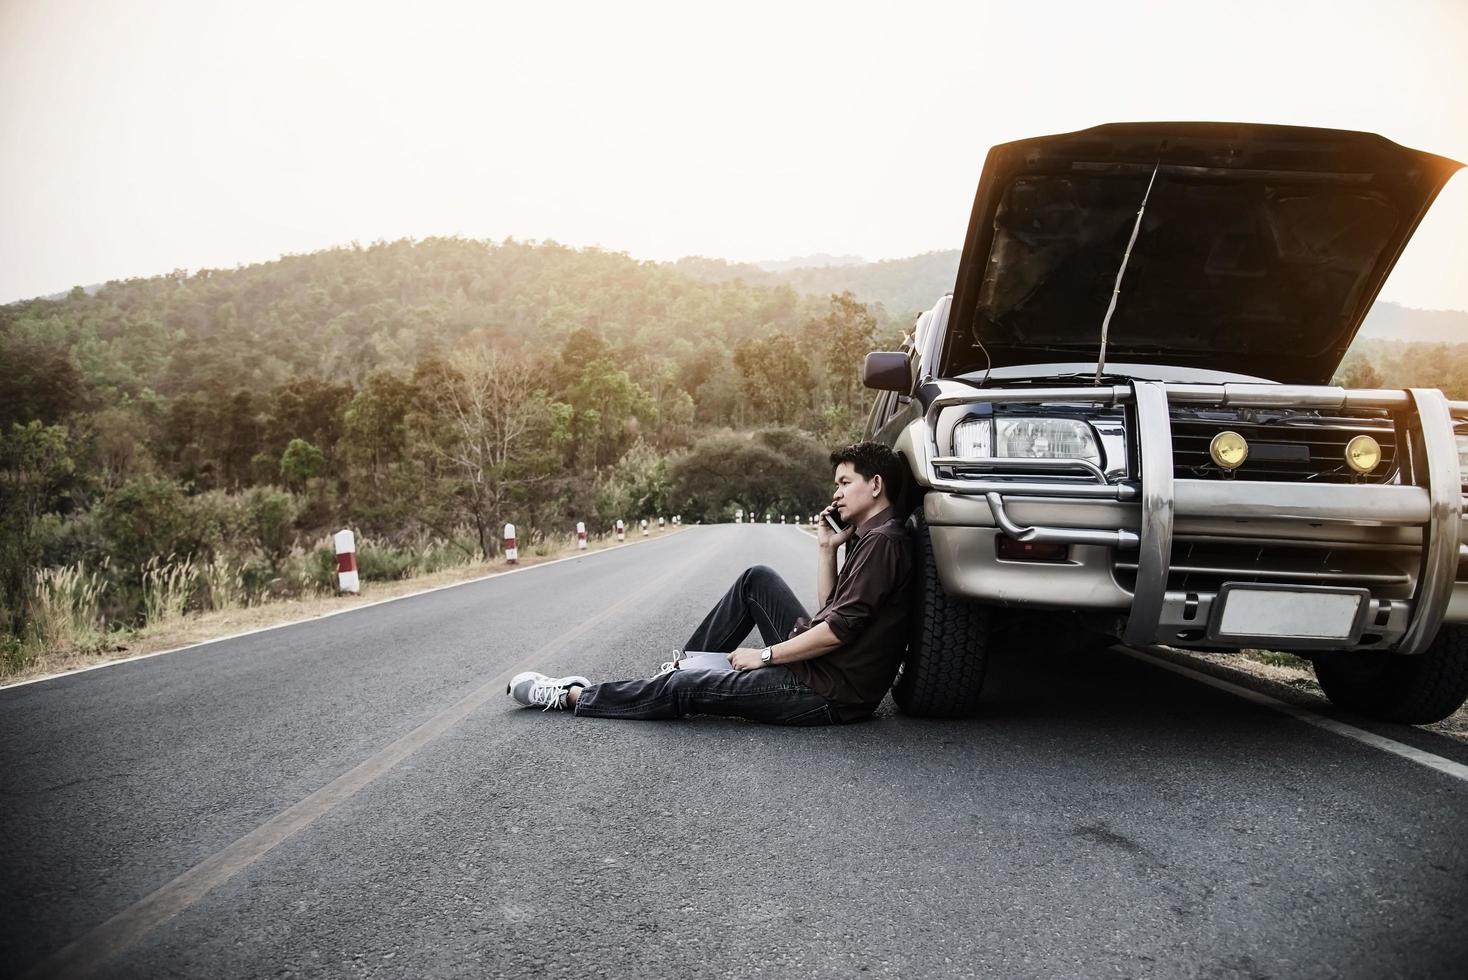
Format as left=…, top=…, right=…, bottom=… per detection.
left=817, top=505, right=854, bottom=549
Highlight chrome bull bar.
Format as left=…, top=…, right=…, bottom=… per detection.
left=918, top=382, right=1468, bottom=654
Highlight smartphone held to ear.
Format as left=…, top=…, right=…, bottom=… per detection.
left=824, top=509, right=849, bottom=533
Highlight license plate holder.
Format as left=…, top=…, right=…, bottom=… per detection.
left=1207, top=583, right=1371, bottom=648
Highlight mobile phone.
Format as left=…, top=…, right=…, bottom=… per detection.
left=824, top=509, right=849, bottom=533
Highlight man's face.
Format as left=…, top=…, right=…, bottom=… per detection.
left=832, top=461, right=878, bottom=516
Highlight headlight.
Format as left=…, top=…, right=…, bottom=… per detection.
left=952, top=417, right=1102, bottom=466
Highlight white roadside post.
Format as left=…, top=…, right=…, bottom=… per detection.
left=503, top=523, right=518, bottom=564
left=334, top=529, right=360, bottom=594
left=616, top=519, right=625, bottom=542
left=576, top=521, right=587, bottom=550
left=641, top=519, right=649, bottom=537
left=658, top=516, right=665, bottom=529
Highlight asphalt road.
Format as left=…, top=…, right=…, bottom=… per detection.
left=3, top=524, right=1467, bottom=980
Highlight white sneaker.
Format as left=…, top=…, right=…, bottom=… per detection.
left=507, top=671, right=591, bottom=711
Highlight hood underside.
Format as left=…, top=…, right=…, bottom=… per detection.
left=942, top=123, right=1462, bottom=385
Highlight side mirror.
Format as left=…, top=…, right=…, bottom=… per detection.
left=863, top=351, right=912, bottom=393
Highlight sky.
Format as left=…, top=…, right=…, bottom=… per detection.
left=2, top=0, right=1466, bottom=309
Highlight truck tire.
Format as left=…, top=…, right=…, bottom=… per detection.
left=892, top=510, right=989, bottom=718
left=1313, top=624, right=1468, bottom=724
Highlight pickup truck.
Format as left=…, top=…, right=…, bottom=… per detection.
left=863, top=122, right=1468, bottom=724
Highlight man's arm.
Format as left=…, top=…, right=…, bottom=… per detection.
left=816, top=542, right=838, bottom=609
left=728, top=622, right=841, bottom=671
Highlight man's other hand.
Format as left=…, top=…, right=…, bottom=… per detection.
left=728, top=648, right=764, bottom=671
left=817, top=505, right=855, bottom=550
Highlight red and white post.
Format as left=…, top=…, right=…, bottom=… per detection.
left=503, top=523, right=518, bottom=564
left=576, top=521, right=587, bottom=550
left=640, top=519, right=648, bottom=537
left=334, top=529, right=359, bottom=594
left=616, top=519, right=625, bottom=542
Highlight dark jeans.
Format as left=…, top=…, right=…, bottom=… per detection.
left=574, top=565, right=838, bottom=725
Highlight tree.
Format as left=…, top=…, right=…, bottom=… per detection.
left=669, top=428, right=829, bottom=522
left=733, top=334, right=813, bottom=427
left=1333, top=355, right=1383, bottom=389
left=341, top=371, right=418, bottom=528
left=280, top=438, right=326, bottom=489
left=264, top=377, right=354, bottom=462
left=414, top=349, right=573, bottom=558
left=560, top=355, right=656, bottom=469
left=0, top=422, right=78, bottom=632
left=804, top=292, right=877, bottom=404
left=595, top=440, right=674, bottom=523
left=93, top=474, right=196, bottom=578
left=0, top=336, right=92, bottom=430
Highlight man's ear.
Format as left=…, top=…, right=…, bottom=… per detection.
left=872, top=474, right=883, bottom=498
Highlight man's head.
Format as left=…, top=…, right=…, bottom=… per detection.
left=829, top=441, right=903, bottom=527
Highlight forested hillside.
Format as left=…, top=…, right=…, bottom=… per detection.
left=0, top=237, right=904, bottom=669
left=675, top=249, right=961, bottom=314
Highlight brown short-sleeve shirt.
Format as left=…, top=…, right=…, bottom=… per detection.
left=786, top=507, right=913, bottom=719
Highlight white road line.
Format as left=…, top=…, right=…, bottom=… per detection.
left=1, top=528, right=689, bottom=692
left=1117, top=645, right=1468, bottom=785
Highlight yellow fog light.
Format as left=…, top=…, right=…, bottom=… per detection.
left=1345, top=434, right=1382, bottom=474
left=1209, top=431, right=1249, bottom=470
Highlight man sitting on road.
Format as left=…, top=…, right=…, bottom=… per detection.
left=506, top=441, right=914, bottom=725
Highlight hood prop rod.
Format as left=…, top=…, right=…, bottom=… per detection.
left=1095, top=161, right=1161, bottom=386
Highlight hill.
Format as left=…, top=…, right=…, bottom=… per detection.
left=1358, top=302, right=1468, bottom=345
left=674, top=249, right=961, bottom=316
left=675, top=251, right=1463, bottom=344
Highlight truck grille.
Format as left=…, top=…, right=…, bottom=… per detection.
left=1170, top=414, right=1397, bottom=483
left=1113, top=536, right=1420, bottom=601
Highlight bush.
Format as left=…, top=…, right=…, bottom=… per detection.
left=95, top=475, right=197, bottom=573
left=415, top=530, right=479, bottom=574
left=245, top=487, right=302, bottom=564
left=357, top=541, right=417, bottom=581
left=0, top=632, right=34, bottom=676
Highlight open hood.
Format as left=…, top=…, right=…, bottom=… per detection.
left=942, top=123, right=1462, bottom=385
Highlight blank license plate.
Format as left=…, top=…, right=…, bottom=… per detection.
left=1216, top=588, right=1364, bottom=640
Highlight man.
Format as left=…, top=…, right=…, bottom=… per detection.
left=505, top=441, right=913, bottom=725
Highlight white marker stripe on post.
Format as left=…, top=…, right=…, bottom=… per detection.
left=503, top=523, right=518, bottom=564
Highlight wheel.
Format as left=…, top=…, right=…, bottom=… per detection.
left=892, top=509, right=990, bottom=718
left=1313, top=624, right=1468, bottom=724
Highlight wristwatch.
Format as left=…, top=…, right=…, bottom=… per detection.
left=760, top=647, right=773, bottom=665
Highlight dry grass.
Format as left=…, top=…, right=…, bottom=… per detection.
left=4, top=527, right=686, bottom=687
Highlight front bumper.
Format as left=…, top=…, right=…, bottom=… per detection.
left=913, top=381, right=1468, bottom=654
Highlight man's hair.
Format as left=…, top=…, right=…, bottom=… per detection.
left=830, top=441, right=904, bottom=498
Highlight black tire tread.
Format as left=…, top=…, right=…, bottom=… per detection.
left=892, top=510, right=988, bottom=718
left=1314, top=623, right=1468, bottom=724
